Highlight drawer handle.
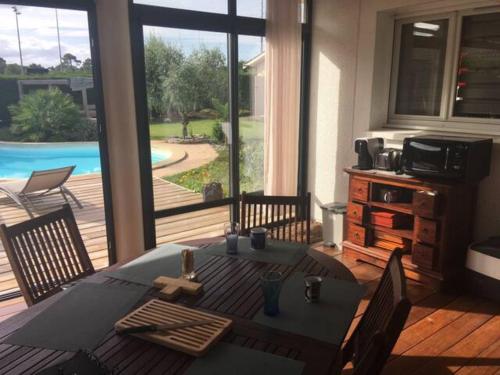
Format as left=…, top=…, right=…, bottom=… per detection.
left=422, top=228, right=429, bottom=234
left=352, top=210, right=358, bottom=216
left=354, top=233, right=360, bottom=239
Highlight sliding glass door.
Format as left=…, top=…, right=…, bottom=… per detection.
left=131, top=1, right=266, bottom=249
left=143, top=25, right=233, bottom=244
left=0, top=0, right=114, bottom=299
left=131, top=0, right=310, bottom=249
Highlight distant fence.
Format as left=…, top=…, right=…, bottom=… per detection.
left=0, top=80, right=19, bottom=128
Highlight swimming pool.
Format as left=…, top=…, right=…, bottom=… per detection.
left=0, top=142, right=170, bottom=179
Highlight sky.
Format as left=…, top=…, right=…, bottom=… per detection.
left=0, top=5, right=91, bottom=67
left=0, top=2, right=265, bottom=68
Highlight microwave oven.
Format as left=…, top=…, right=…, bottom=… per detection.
left=402, top=136, right=493, bottom=181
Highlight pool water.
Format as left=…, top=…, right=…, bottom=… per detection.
left=0, top=143, right=170, bottom=179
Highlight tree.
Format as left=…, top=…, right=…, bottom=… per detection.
left=4, top=63, right=22, bottom=75
left=8, top=88, right=88, bottom=142
left=144, top=34, right=183, bottom=120
left=28, top=63, right=44, bottom=69
left=163, top=61, right=203, bottom=139
left=80, top=58, right=92, bottom=73
left=162, top=46, right=231, bottom=139
left=0, top=58, right=6, bottom=74
left=61, top=53, right=81, bottom=71
left=189, top=47, right=228, bottom=108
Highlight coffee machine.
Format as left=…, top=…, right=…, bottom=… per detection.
left=353, top=138, right=384, bottom=170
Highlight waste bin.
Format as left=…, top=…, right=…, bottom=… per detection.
left=320, top=202, right=347, bottom=248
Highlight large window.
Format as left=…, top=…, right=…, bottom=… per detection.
left=394, top=19, right=449, bottom=116
left=131, top=0, right=269, bottom=249
left=0, top=2, right=113, bottom=298
left=389, top=7, right=500, bottom=130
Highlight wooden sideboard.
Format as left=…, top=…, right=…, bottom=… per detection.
left=343, top=168, right=479, bottom=290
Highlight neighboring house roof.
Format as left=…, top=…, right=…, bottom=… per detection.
left=244, top=52, right=265, bottom=69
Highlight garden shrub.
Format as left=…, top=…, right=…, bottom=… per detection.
left=8, top=88, right=89, bottom=142
left=80, top=120, right=99, bottom=141
left=212, top=121, right=226, bottom=144
left=240, top=140, right=264, bottom=192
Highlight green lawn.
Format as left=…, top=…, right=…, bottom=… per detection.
left=149, top=118, right=264, bottom=140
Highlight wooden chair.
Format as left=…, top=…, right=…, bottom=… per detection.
left=240, top=192, right=311, bottom=244
left=0, top=204, right=95, bottom=306
left=338, top=249, right=411, bottom=375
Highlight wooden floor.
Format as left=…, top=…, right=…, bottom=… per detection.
left=0, top=244, right=498, bottom=374
left=0, top=174, right=230, bottom=296
left=329, top=246, right=500, bottom=375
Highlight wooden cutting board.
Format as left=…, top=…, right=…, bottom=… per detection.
left=115, top=299, right=233, bottom=357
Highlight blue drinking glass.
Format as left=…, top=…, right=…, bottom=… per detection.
left=260, top=271, right=283, bottom=316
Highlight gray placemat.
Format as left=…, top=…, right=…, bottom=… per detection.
left=106, top=243, right=209, bottom=286
left=4, top=282, right=148, bottom=351
left=204, top=237, right=307, bottom=266
left=253, top=272, right=366, bottom=345
left=185, top=343, right=305, bottom=375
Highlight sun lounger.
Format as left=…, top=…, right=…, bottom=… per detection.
left=0, top=166, right=82, bottom=217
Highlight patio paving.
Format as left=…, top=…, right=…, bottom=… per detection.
left=0, top=174, right=229, bottom=296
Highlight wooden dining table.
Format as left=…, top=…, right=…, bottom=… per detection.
left=0, top=237, right=359, bottom=375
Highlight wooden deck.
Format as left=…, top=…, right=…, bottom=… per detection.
left=0, top=174, right=229, bottom=296
left=0, top=245, right=498, bottom=374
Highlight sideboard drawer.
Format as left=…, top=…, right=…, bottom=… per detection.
left=413, top=191, right=440, bottom=218
left=412, top=243, right=435, bottom=270
left=415, top=217, right=438, bottom=245
left=351, top=178, right=369, bottom=202
left=347, top=202, right=366, bottom=225
left=347, top=223, right=368, bottom=246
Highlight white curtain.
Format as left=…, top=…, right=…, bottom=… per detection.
left=264, top=0, right=302, bottom=196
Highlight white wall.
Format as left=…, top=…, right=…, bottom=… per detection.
left=308, top=0, right=361, bottom=220
left=309, top=0, right=500, bottom=241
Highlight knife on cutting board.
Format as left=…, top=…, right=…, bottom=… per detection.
left=116, top=319, right=214, bottom=335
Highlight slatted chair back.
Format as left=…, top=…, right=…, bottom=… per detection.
left=340, top=249, right=411, bottom=375
left=0, top=204, right=94, bottom=306
left=240, top=192, right=311, bottom=244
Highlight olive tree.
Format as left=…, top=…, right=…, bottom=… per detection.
left=144, top=35, right=183, bottom=120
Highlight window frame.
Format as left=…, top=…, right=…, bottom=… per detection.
left=387, top=6, right=500, bottom=134
left=0, top=0, right=117, bottom=300
left=130, top=0, right=312, bottom=249
left=388, top=12, right=457, bottom=123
